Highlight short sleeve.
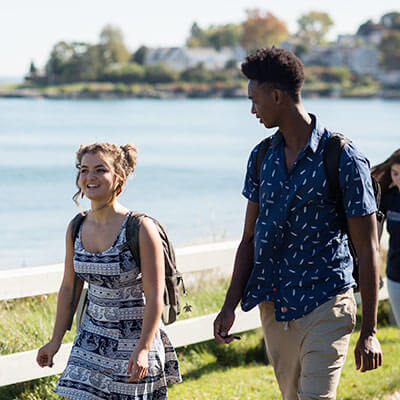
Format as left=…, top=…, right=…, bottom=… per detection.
left=242, top=145, right=260, bottom=203
left=338, top=143, right=377, bottom=218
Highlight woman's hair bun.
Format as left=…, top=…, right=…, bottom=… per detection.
left=120, top=143, right=138, bottom=174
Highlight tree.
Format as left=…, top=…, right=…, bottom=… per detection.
left=240, top=9, right=289, bottom=50
left=293, top=43, right=308, bottom=58
left=29, top=61, right=37, bottom=75
left=207, top=24, right=242, bottom=50
left=357, top=19, right=381, bottom=36
left=79, top=44, right=105, bottom=80
left=380, top=12, right=400, bottom=30
left=296, top=11, right=334, bottom=47
left=99, top=25, right=130, bottom=65
left=45, top=41, right=75, bottom=83
left=379, top=31, right=400, bottom=70
left=45, top=41, right=104, bottom=83
left=186, top=22, right=242, bottom=50
left=131, top=45, right=148, bottom=65
left=224, top=59, right=238, bottom=70
left=186, top=22, right=209, bottom=47
left=180, top=63, right=212, bottom=83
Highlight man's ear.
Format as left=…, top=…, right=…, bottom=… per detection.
left=273, top=89, right=282, bottom=104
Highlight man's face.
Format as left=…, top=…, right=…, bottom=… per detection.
left=248, top=80, right=279, bottom=129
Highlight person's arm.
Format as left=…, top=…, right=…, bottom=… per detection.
left=37, top=221, right=83, bottom=367
left=347, top=214, right=383, bottom=372
left=377, top=220, right=384, bottom=242
left=127, top=217, right=164, bottom=382
left=214, top=200, right=259, bottom=344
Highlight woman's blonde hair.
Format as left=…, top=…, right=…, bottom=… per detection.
left=371, top=148, right=400, bottom=195
left=73, top=142, right=138, bottom=206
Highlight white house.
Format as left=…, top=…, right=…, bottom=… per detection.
left=302, top=44, right=379, bottom=75
left=144, top=46, right=246, bottom=71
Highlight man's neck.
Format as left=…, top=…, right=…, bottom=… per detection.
left=277, top=103, right=313, bottom=152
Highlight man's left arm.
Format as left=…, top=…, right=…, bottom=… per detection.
left=347, top=214, right=383, bottom=372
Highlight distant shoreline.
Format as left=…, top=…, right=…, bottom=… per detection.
left=1, top=84, right=399, bottom=100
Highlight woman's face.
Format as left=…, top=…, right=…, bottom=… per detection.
left=78, top=152, right=119, bottom=202
left=391, top=163, right=400, bottom=190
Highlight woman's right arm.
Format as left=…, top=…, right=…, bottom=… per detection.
left=36, top=221, right=83, bottom=367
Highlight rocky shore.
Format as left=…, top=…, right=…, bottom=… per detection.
left=0, top=85, right=247, bottom=100
left=1, top=85, right=399, bottom=100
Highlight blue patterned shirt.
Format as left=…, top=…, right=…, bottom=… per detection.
left=241, top=115, right=377, bottom=321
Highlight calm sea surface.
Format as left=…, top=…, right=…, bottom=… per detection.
left=0, top=97, right=399, bottom=270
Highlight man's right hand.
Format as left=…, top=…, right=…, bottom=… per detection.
left=213, top=307, right=236, bottom=344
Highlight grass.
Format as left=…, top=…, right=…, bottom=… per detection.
left=168, top=325, right=400, bottom=400
left=0, top=275, right=228, bottom=356
left=1, top=261, right=399, bottom=400
left=0, top=294, right=75, bottom=356
left=1, top=324, right=398, bottom=400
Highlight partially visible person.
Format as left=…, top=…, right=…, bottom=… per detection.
left=37, top=142, right=181, bottom=400
left=372, top=149, right=400, bottom=328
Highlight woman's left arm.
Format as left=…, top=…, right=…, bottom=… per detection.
left=127, top=217, right=165, bottom=382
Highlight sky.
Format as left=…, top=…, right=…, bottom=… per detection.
left=1, top=0, right=399, bottom=77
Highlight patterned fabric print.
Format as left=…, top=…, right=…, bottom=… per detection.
left=242, top=115, right=377, bottom=321
left=54, top=213, right=181, bottom=400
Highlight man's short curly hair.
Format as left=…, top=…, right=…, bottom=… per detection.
left=241, top=47, right=305, bottom=101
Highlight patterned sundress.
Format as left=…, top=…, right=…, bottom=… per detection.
left=54, top=212, right=181, bottom=400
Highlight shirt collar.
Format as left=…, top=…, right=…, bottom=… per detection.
left=270, top=114, right=325, bottom=153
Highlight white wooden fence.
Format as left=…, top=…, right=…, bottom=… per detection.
left=0, top=240, right=389, bottom=387
left=0, top=240, right=263, bottom=386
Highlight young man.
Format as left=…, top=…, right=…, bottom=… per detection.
left=214, top=47, right=382, bottom=399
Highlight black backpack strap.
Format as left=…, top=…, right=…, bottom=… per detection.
left=67, top=212, right=87, bottom=331
left=256, top=136, right=273, bottom=180
left=71, top=213, right=87, bottom=243
left=323, top=133, right=362, bottom=287
left=323, top=132, right=350, bottom=224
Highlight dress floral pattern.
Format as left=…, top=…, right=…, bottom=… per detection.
left=54, top=212, right=181, bottom=399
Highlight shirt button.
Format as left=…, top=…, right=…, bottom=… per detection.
left=281, top=307, right=288, bottom=313
left=272, top=287, right=277, bottom=292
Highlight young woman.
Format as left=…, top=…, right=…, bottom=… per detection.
left=37, top=143, right=181, bottom=399
left=372, top=149, right=400, bottom=329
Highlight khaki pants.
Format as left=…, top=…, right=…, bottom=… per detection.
left=259, top=290, right=356, bottom=400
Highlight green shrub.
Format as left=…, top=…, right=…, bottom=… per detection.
left=144, top=64, right=178, bottom=83
left=101, top=62, right=146, bottom=83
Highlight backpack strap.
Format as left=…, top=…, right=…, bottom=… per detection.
left=323, top=133, right=363, bottom=287
left=67, top=212, right=87, bottom=331
left=256, top=136, right=273, bottom=180
left=122, top=212, right=145, bottom=268
left=71, top=213, right=87, bottom=243
left=122, top=213, right=179, bottom=275
left=323, top=132, right=350, bottom=225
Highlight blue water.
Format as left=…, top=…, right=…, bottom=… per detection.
left=0, top=97, right=399, bottom=270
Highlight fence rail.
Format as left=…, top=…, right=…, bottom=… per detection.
left=0, top=240, right=389, bottom=387
left=0, top=240, right=239, bottom=301
left=0, top=241, right=248, bottom=387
